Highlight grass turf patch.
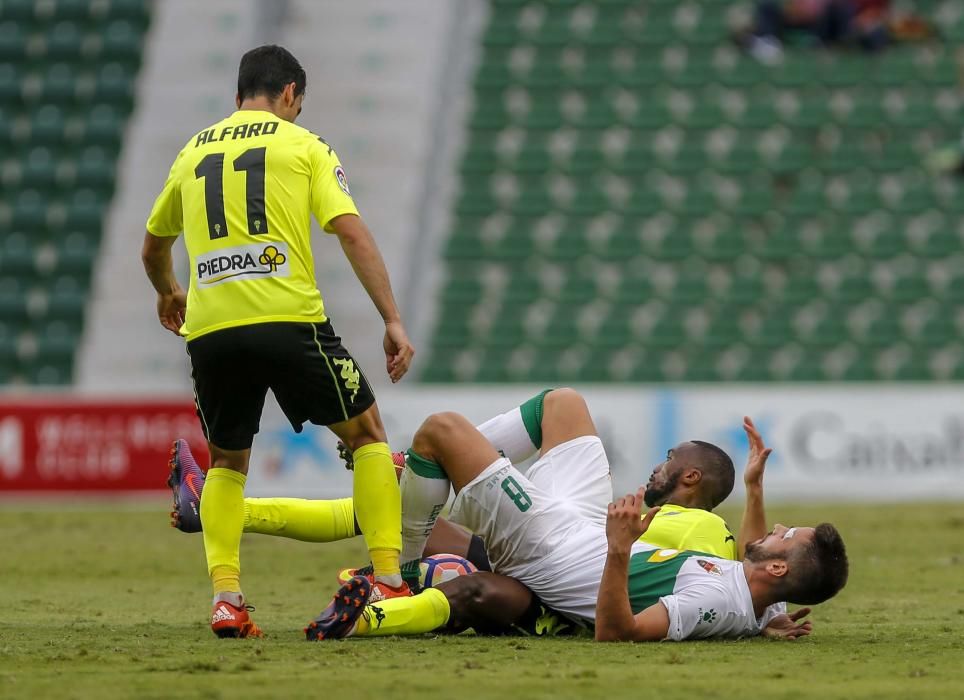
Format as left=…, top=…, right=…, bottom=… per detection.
left=1, top=502, right=963, bottom=699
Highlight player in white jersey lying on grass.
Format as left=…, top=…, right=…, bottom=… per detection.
left=170, top=388, right=825, bottom=637
left=304, top=389, right=848, bottom=642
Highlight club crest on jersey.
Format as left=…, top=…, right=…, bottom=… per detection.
left=196, top=242, right=291, bottom=287
left=334, top=165, right=351, bottom=196
left=696, top=559, right=723, bottom=576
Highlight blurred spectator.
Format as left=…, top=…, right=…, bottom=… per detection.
left=739, top=0, right=890, bottom=63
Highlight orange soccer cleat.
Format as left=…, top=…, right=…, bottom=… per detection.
left=210, top=599, right=264, bottom=639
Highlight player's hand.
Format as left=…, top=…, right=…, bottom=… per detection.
left=743, top=416, right=772, bottom=488
left=383, top=320, right=415, bottom=383
left=156, top=290, right=187, bottom=336
left=761, top=607, right=813, bottom=641
left=606, top=488, right=659, bottom=555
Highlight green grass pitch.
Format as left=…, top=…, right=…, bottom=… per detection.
left=2, top=501, right=964, bottom=699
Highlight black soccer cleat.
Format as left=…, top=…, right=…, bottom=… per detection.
left=305, top=575, right=372, bottom=641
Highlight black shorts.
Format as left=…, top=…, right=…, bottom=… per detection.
left=186, top=321, right=376, bottom=450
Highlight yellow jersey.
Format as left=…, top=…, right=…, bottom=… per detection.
left=146, top=109, right=359, bottom=340
left=639, top=504, right=738, bottom=560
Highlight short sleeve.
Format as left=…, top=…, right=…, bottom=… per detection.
left=759, top=601, right=788, bottom=629
left=308, top=139, right=360, bottom=232
left=146, top=150, right=185, bottom=237
left=659, top=583, right=731, bottom=641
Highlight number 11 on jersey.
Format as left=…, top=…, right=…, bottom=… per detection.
left=195, top=147, right=268, bottom=240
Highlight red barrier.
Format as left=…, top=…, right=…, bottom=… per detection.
left=0, top=398, right=208, bottom=492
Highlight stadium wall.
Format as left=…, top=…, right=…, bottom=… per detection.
left=2, top=386, right=960, bottom=501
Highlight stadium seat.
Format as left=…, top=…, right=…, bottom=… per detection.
left=426, top=0, right=959, bottom=383
left=0, top=0, right=149, bottom=384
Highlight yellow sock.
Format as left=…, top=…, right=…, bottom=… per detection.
left=243, top=498, right=355, bottom=542
left=200, top=467, right=246, bottom=595
left=352, top=442, right=401, bottom=579
left=353, top=587, right=450, bottom=637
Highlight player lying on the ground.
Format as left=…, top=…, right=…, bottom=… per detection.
left=170, top=387, right=745, bottom=566
left=170, top=388, right=783, bottom=636
left=306, top=391, right=849, bottom=642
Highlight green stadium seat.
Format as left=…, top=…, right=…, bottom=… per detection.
left=38, top=63, right=77, bottom=104
left=798, top=313, right=848, bottom=347
left=80, top=104, right=124, bottom=149
left=944, top=272, right=964, bottom=304
left=428, top=0, right=958, bottom=384
left=0, top=62, right=22, bottom=103
left=732, top=352, right=773, bottom=381
left=0, top=231, right=35, bottom=275
left=28, top=105, right=67, bottom=146
left=0, top=321, right=18, bottom=363
left=0, top=278, right=28, bottom=320
left=93, top=62, right=134, bottom=109
left=646, top=315, right=686, bottom=348
left=63, top=189, right=105, bottom=232
left=668, top=271, right=711, bottom=305
left=11, top=190, right=47, bottom=230
left=891, top=355, right=930, bottom=381
left=70, top=146, right=116, bottom=195
left=45, top=22, right=83, bottom=61
left=912, top=227, right=959, bottom=258
left=100, top=20, right=143, bottom=65
left=698, top=227, right=745, bottom=262
left=0, top=21, right=27, bottom=62
left=24, top=359, right=73, bottom=385
left=45, top=276, right=88, bottom=323
left=596, top=307, right=633, bottom=349
left=1, top=0, right=37, bottom=22
left=702, top=313, right=743, bottom=349
left=786, top=355, right=826, bottom=382
left=53, top=0, right=93, bottom=22
left=913, top=312, right=956, bottom=346
left=834, top=271, right=875, bottom=303
left=840, top=356, right=876, bottom=381
left=20, top=147, right=59, bottom=192
left=503, top=273, right=541, bottom=303
left=646, top=230, right=693, bottom=261
left=888, top=271, right=930, bottom=304
left=726, top=274, right=764, bottom=304
left=859, top=314, right=903, bottom=347
left=54, top=231, right=98, bottom=275
left=746, top=309, right=795, bottom=348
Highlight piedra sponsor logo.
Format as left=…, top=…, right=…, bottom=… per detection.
left=196, top=242, right=290, bottom=287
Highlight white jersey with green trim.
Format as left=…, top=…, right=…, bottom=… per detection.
left=629, top=542, right=787, bottom=641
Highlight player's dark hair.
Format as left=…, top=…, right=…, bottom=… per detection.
left=237, top=45, right=306, bottom=102
left=690, top=440, right=735, bottom=508
left=783, top=523, right=849, bottom=605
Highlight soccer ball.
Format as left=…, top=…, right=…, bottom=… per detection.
left=419, top=553, right=477, bottom=589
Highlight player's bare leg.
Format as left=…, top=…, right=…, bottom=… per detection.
left=327, top=403, right=407, bottom=599
left=199, top=443, right=263, bottom=638
left=438, top=572, right=536, bottom=634
left=409, top=412, right=503, bottom=492
left=537, top=387, right=598, bottom=456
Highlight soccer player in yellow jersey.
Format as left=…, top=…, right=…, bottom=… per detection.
left=141, top=45, right=414, bottom=638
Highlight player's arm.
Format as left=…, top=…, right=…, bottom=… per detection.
left=141, top=233, right=186, bottom=335
left=329, top=214, right=414, bottom=382
left=595, top=489, right=667, bottom=642
left=143, top=151, right=187, bottom=336
left=737, top=416, right=771, bottom=559
left=309, top=141, right=414, bottom=382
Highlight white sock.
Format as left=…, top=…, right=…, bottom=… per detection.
left=213, top=591, right=243, bottom=607
left=400, top=452, right=451, bottom=575
left=475, top=390, right=551, bottom=463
